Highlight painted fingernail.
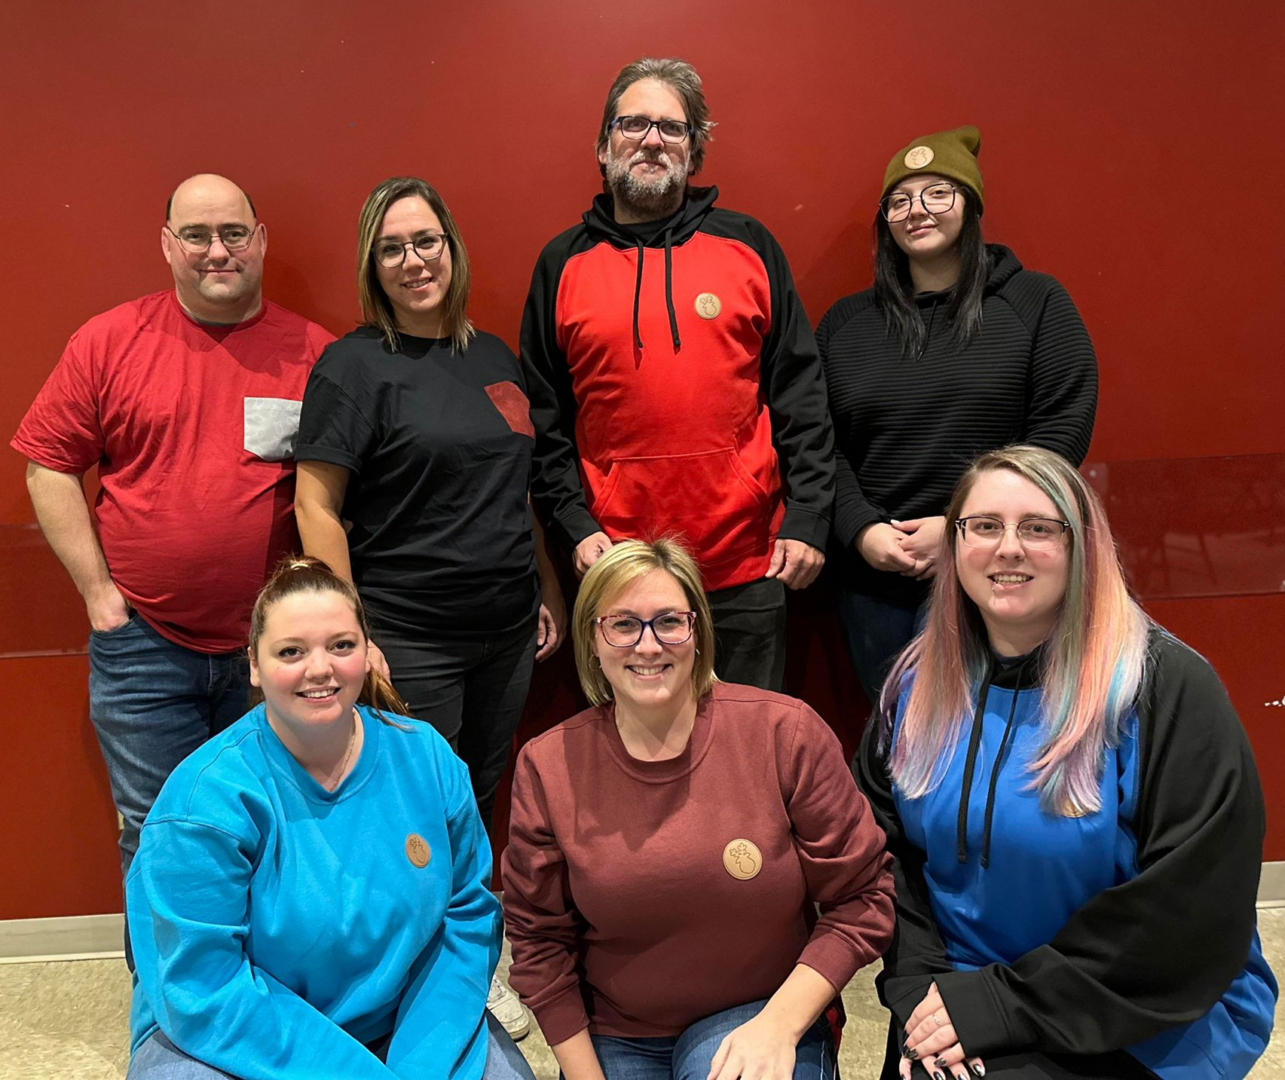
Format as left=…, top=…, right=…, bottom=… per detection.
left=934, top=1059, right=948, bottom=1070
left=933, top=1071, right=946, bottom=1080
left=972, top=1065, right=986, bottom=1077
left=906, top=1048, right=919, bottom=1061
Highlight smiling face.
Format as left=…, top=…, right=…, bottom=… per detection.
left=955, top=468, right=1071, bottom=656
left=887, top=172, right=966, bottom=265
left=598, top=78, right=691, bottom=222
left=249, top=589, right=370, bottom=737
left=592, top=568, right=697, bottom=716
left=374, top=195, right=453, bottom=337
left=162, top=174, right=265, bottom=323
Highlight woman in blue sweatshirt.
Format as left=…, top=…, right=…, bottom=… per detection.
left=125, top=557, right=536, bottom=1080
left=857, top=446, right=1275, bottom=1080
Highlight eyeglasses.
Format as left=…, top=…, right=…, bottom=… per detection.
left=373, top=233, right=449, bottom=268
left=166, top=224, right=258, bottom=253
left=880, top=183, right=959, bottom=223
left=955, top=516, right=1072, bottom=549
left=595, top=611, right=696, bottom=648
left=610, top=115, right=694, bottom=144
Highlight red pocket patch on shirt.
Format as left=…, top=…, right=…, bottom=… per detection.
left=485, top=381, right=535, bottom=438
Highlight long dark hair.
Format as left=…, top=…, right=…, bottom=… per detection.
left=872, top=194, right=987, bottom=358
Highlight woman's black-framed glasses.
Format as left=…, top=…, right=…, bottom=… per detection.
left=880, top=183, right=959, bottom=223
left=373, top=233, right=449, bottom=268
left=610, top=115, right=693, bottom=144
left=955, top=516, right=1072, bottom=549
left=595, top=611, right=696, bottom=648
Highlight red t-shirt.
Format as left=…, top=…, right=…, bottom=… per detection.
left=12, top=291, right=334, bottom=652
left=501, top=683, right=895, bottom=1044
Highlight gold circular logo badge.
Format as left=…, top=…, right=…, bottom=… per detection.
left=405, top=834, right=431, bottom=869
left=722, top=838, right=762, bottom=881
left=695, top=292, right=722, bottom=320
left=904, top=145, right=935, bottom=169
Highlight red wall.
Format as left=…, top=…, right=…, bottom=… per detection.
left=3, top=1, right=1282, bottom=919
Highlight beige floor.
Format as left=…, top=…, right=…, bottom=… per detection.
left=3, top=912, right=1284, bottom=1079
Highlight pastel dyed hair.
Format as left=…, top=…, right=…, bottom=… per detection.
left=882, top=445, right=1151, bottom=817
left=572, top=538, right=718, bottom=708
left=249, top=556, right=409, bottom=723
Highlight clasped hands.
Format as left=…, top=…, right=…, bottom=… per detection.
left=900, top=982, right=984, bottom=1080
left=857, top=517, right=945, bottom=580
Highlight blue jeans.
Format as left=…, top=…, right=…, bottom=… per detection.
left=89, top=612, right=249, bottom=881
left=127, top=1013, right=537, bottom=1079
left=834, top=587, right=928, bottom=708
left=588, top=999, right=837, bottom=1079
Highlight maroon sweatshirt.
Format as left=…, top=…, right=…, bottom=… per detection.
left=501, top=683, right=895, bottom=1045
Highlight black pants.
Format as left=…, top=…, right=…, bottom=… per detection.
left=707, top=577, right=788, bottom=692
left=377, top=615, right=537, bottom=832
left=880, top=1020, right=1159, bottom=1080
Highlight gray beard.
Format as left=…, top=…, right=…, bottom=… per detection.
left=606, top=151, right=687, bottom=220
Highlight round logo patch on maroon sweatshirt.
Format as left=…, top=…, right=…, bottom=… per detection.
left=722, top=838, right=762, bottom=881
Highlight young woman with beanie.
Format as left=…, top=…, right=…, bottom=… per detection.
left=818, top=125, right=1099, bottom=706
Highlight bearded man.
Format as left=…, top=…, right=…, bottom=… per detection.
left=520, top=57, right=835, bottom=691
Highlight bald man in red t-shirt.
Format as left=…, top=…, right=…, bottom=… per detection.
left=12, top=174, right=333, bottom=896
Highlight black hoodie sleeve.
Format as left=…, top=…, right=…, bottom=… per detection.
left=817, top=296, right=887, bottom=549
left=935, top=634, right=1266, bottom=1058
left=729, top=215, right=836, bottom=549
left=1001, top=272, right=1098, bottom=466
left=519, top=233, right=602, bottom=550
left=854, top=713, right=957, bottom=1028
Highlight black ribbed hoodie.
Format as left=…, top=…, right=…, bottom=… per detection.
left=818, top=244, right=1098, bottom=602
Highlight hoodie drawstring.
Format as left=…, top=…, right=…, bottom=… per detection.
left=980, top=690, right=1022, bottom=869
left=663, top=227, right=681, bottom=350
left=956, top=669, right=994, bottom=864
left=955, top=659, right=1024, bottom=869
left=631, top=238, right=645, bottom=350
left=628, top=229, right=682, bottom=353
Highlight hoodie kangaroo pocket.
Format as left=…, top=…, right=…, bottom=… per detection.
left=590, top=448, right=773, bottom=566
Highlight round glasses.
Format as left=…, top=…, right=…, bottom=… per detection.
left=955, top=517, right=1071, bottom=549
left=610, top=115, right=693, bottom=144
left=373, top=233, right=448, bottom=268
left=595, top=611, right=696, bottom=648
left=166, top=224, right=257, bottom=253
left=880, top=183, right=958, bottom=223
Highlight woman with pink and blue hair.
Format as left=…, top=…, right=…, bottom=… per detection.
left=857, top=445, right=1275, bottom=1080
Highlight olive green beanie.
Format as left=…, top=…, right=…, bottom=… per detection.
left=881, top=124, right=984, bottom=210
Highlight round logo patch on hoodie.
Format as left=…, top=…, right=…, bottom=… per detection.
left=695, top=292, right=722, bottom=320
left=405, top=834, right=431, bottom=868
left=904, top=145, right=935, bottom=169
left=722, top=838, right=762, bottom=880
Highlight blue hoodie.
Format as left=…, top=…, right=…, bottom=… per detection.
left=860, top=631, right=1275, bottom=1078
left=127, top=703, right=501, bottom=1080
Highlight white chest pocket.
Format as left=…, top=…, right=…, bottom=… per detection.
left=244, top=397, right=303, bottom=461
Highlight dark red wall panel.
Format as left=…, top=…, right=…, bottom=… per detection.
left=2, top=1, right=1282, bottom=915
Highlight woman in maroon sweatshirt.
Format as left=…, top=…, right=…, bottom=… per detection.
left=502, top=538, right=895, bottom=1079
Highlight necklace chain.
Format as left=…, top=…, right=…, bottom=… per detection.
left=327, top=710, right=360, bottom=792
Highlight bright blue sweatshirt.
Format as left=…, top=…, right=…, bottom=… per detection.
left=126, top=703, right=501, bottom=1080
left=863, top=634, right=1276, bottom=1079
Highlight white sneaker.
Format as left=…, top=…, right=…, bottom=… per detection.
left=488, top=973, right=530, bottom=1041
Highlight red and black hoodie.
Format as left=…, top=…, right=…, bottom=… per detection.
left=520, top=186, right=835, bottom=591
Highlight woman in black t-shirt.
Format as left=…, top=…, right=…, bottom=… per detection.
left=294, top=177, right=565, bottom=840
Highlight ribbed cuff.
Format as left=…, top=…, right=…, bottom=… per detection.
left=529, top=985, right=592, bottom=1048
left=778, top=506, right=831, bottom=551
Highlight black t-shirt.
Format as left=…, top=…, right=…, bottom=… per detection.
left=296, top=327, right=538, bottom=638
